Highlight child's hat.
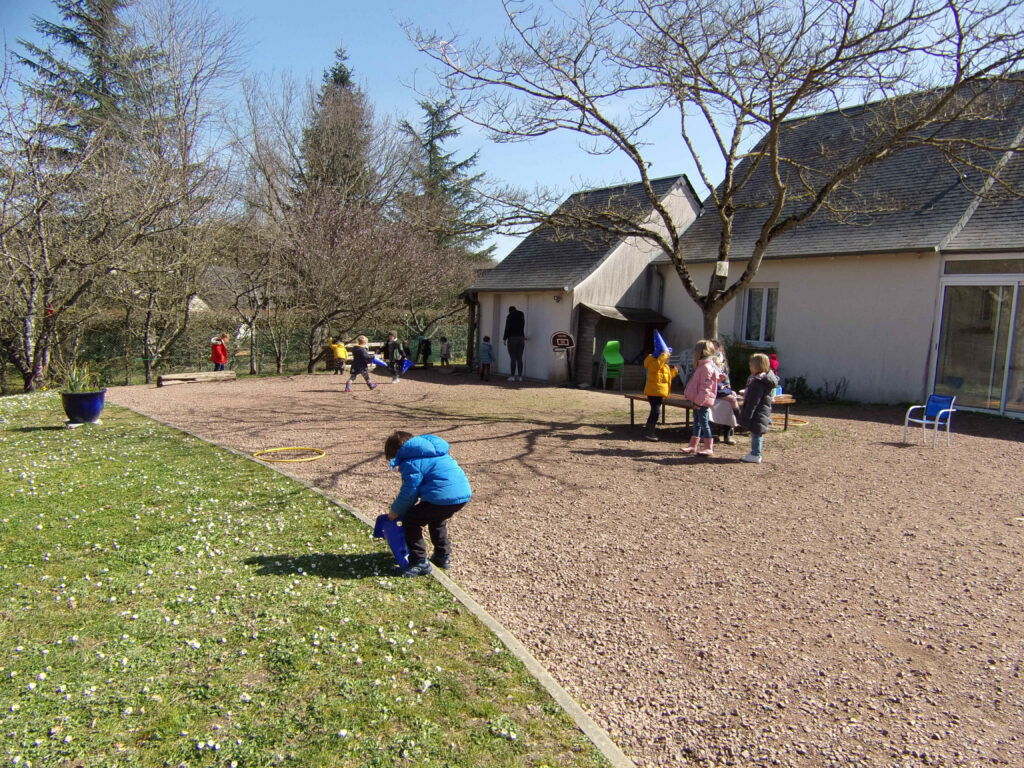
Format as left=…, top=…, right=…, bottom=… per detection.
left=653, top=330, right=671, bottom=358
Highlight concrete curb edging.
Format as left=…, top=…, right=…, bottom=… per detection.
left=119, top=406, right=636, bottom=768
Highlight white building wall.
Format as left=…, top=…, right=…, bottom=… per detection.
left=477, top=291, right=573, bottom=381
left=659, top=253, right=943, bottom=403
left=575, top=184, right=702, bottom=310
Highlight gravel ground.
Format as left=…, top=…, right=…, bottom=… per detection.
left=109, top=369, right=1024, bottom=768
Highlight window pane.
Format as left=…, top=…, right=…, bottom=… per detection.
left=934, top=285, right=1012, bottom=409
left=745, top=288, right=763, bottom=342
left=944, top=259, right=1024, bottom=275
left=1006, top=287, right=1024, bottom=413
left=764, top=288, right=778, bottom=342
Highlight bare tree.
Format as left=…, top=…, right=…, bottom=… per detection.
left=412, top=0, right=1024, bottom=336
left=281, top=193, right=436, bottom=372
left=236, top=68, right=429, bottom=373
left=0, top=54, right=188, bottom=391
left=0, top=0, right=239, bottom=390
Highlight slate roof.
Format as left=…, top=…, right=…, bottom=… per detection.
left=677, top=82, right=1024, bottom=262
left=470, top=175, right=689, bottom=292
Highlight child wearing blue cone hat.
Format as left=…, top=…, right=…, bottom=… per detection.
left=641, top=331, right=679, bottom=441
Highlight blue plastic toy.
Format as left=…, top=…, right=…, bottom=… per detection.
left=373, top=514, right=410, bottom=569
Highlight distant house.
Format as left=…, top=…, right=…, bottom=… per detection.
left=466, top=175, right=702, bottom=384
left=666, top=88, right=1024, bottom=415
left=469, top=87, right=1024, bottom=415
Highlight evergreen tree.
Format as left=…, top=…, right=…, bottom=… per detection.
left=296, top=46, right=373, bottom=202
left=16, top=0, right=146, bottom=153
left=400, top=99, right=493, bottom=260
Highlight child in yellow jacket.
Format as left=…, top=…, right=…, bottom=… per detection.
left=642, top=350, right=679, bottom=441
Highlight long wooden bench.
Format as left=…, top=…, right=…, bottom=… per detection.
left=157, top=371, right=237, bottom=387
left=625, top=393, right=798, bottom=430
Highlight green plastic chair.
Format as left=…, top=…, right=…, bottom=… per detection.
left=599, top=340, right=624, bottom=390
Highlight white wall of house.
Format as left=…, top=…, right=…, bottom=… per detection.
left=659, top=253, right=943, bottom=403
left=574, top=183, right=701, bottom=310
left=477, top=291, right=573, bottom=381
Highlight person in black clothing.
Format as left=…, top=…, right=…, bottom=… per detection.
left=385, top=332, right=405, bottom=383
left=503, top=306, right=526, bottom=382
left=345, top=336, right=377, bottom=392
left=419, top=336, right=432, bottom=366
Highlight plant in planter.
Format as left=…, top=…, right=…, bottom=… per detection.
left=60, top=364, right=107, bottom=426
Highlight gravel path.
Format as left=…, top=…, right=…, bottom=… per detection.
left=109, top=370, right=1024, bottom=768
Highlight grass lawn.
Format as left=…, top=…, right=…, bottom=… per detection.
left=0, top=393, right=610, bottom=768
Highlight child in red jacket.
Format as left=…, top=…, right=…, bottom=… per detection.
left=210, top=333, right=229, bottom=371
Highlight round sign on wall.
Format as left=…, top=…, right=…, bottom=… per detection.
left=551, top=331, right=575, bottom=350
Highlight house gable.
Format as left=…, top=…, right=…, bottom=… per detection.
left=470, top=174, right=695, bottom=292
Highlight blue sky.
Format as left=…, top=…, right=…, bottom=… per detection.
left=2, top=0, right=708, bottom=259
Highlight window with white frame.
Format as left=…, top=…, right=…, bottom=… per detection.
left=743, top=285, right=778, bottom=343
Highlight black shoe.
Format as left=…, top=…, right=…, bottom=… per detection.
left=430, top=554, right=451, bottom=569
left=400, top=561, right=432, bottom=578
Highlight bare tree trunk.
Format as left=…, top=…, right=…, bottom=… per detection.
left=702, top=305, right=721, bottom=340
left=249, top=322, right=258, bottom=375
left=124, top=306, right=133, bottom=385
left=465, top=294, right=477, bottom=369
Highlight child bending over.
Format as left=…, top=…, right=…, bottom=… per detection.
left=385, top=431, right=472, bottom=577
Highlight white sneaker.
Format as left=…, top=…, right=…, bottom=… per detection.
left=392, top=377, right=400, bottom=383
left=508, top=375, right=517, bottom=381
left=517, top=376, right=524, bottom=382
left=741, top=453, right=763, bottom=463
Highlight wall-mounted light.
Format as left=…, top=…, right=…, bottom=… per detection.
left=553, top=294, right=562, bottom=302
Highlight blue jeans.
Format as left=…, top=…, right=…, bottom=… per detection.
left=750, top=433, right=764, bottom=457
left=692, top=406, right=712, bottom=438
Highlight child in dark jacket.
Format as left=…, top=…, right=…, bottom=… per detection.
left=385, top=431, right=472, bottom=577
left=738, top=353, right=779, bottom=464
left=345, top=335, right=377, bottom=392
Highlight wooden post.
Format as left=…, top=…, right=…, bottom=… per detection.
left=464, top=292, right=478, bottom=369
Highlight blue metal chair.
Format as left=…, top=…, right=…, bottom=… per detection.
left=903, top=394, right=957, bottom=446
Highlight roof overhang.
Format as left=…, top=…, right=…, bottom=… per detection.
left=581, top=302, right=670, bottom=324
left=651, top=247, right=938, bottom=265
left=468, top=284, right=571, bottom=293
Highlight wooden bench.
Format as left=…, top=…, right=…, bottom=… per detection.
left=625, top=393, right=798, bottom=430
left=157, top=371, right=237, bottom=387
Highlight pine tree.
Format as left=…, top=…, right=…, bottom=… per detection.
left=400, top=99, right=493, bottom=260
left=16, top=0, right=145, bottom=154
left=296, top=46, right=373, bottom=202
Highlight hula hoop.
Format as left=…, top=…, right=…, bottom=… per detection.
left=253, top=446, right=326, bottom=463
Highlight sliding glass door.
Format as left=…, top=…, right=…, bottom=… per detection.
left=1007, top=289, right=1024, bottom=413
left=934, top=283, right=1021, bottom=413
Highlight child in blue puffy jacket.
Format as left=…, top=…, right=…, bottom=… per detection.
left=385, top=431, right=472, bottom=577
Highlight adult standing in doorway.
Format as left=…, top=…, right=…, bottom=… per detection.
left=503, top=305, right=526, bottom=382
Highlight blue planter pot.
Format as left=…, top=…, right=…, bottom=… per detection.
left=61, top=389, right=107, bottom=424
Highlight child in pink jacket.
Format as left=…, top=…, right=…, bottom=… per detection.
left=682, top=339, right=725, bottom=456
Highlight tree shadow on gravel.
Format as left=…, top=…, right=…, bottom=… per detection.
left=244, top=552, right=396, bottom=579
left=802, top=403, right=1024, bottom=443
left=318, top=395, right=598, bottom=486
